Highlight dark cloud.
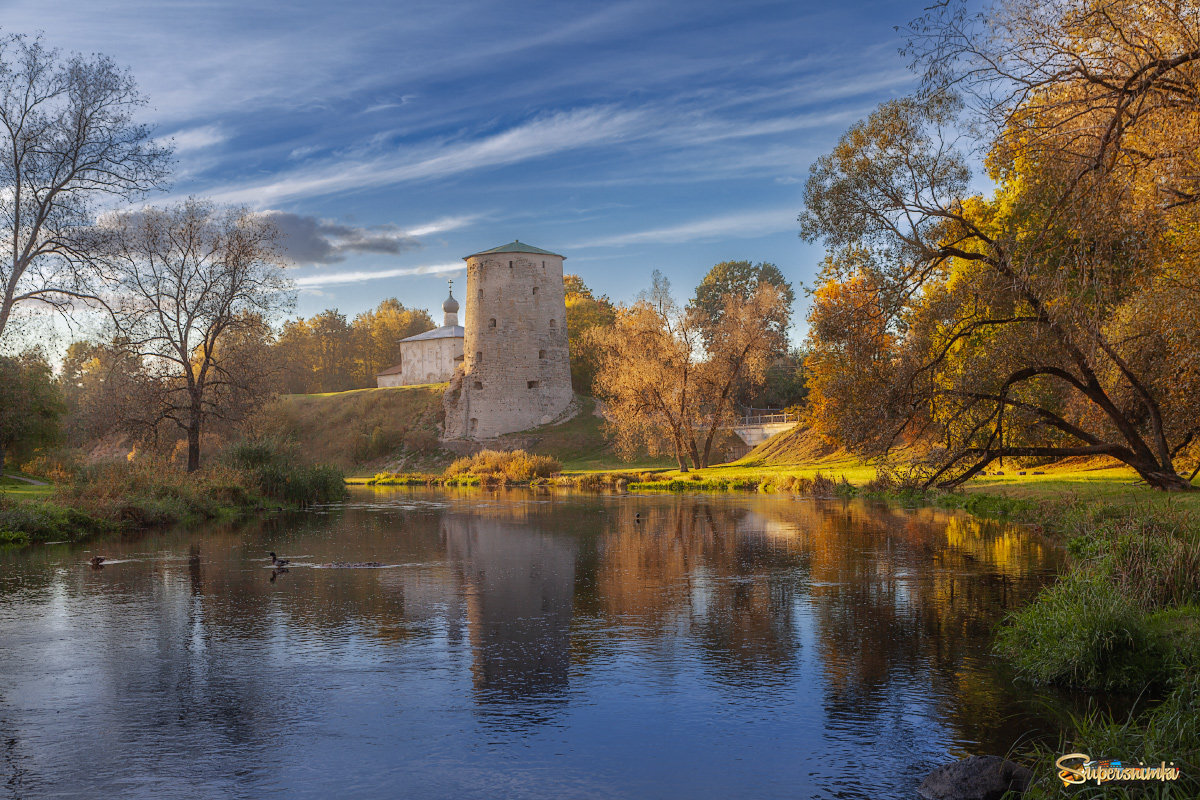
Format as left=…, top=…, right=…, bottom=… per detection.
left=257, top=211, right=423, bottom=265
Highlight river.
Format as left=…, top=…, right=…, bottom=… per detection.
left=0, top=488, right=1069, bottom=799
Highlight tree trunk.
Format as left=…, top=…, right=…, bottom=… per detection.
left=699, top=424, right=720, bottom=469
left=936, top=446, right=1197, bottom=492
left=186, top=423, right=201, bottom=473
left=673, top=431, right=689, bottom=472
left=1135, top=463, right=1196, bottom=492
left=186, top=393, right=203, bottom=473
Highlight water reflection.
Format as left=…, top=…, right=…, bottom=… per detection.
left=445, top=514, right=576, bottom=702
left=0, top=490, right=1066, bottom=799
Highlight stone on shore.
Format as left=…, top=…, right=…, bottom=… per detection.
left=918, top=755, right=1032, bottom=800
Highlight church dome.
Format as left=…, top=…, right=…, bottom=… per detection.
left=443, top=289, right=459, bottom=314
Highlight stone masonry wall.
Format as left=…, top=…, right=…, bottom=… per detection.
left=443, top=252, right=573, bottom=439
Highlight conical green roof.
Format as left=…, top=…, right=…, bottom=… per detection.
left=463, top=240, right=565, bottom=260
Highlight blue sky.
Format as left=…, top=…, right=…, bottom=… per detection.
left=6, top=0, right=931, bottom=328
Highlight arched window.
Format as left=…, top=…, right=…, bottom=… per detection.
left=508, top=260, right=513, bottom=268
left=532, top=286, right=538, bottom=295
left=538, top=350, right=546, bottom=359
left=488, top=318, right=496, bottom=328
left=475, top=351, right=482, bottom=363
left=549, top=318, right=557, bottom=329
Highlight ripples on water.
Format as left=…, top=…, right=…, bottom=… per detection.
left=0, top=489, right=1068, bottom=799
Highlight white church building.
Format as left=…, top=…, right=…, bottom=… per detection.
left=376, top=286, right=464, bottom=387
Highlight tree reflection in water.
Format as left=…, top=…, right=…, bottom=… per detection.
left=0, top=489, right=1069, bottom=800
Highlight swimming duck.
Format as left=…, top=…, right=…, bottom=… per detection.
left=269, top=551, right=290, bottom=567
left=89, top=556, right=106, bottom=567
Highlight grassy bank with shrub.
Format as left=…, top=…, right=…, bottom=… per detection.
left=987, top=502, right=1200, bottom=798
left=0, top=442, right=347, bottom=549
left=366, top=449, right=562, bottom=487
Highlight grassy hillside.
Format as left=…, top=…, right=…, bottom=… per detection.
left=256, top=387, right=664, bottom=475
left=694, top=423, right=1200, bottom=504
left=719, top=424, right=880, bottom=481
left=254, top=384, right=447, bottom=472
left=496, top=396, right=671, bottom=471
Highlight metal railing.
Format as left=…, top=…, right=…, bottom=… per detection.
left=736, top=411, right=800, bottom=426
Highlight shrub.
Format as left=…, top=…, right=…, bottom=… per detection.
left=57, top=459, right=249, bottom=523
left=225, top=439, right=347, bottom=506
left=370, top=472, right=436, bottom=486
left=255, top=463, right=347, bottom=506
left=444, top=449, right=561, bottom=483
left=0, top=495, right=113, bottom=543
left=995, top=573, right=1176, bottom=691
left=809, top=471, right=836, bottom=497
left=0, top=529, right=29, bottom=546
left=404, top=427, right=439, bottom=454
left=20, top=448, right=82, bottom=482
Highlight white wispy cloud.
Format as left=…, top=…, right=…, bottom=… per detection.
left=202, top=107, right=648, bottom=207
left=572, top=208, right=799, bottom=248
left=163, top=124, right=227, bottom=152
left=406, top=214, right=480, bottom=237
left=293, top=262, right=464, bottom=288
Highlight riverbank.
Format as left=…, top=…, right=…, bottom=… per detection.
left=0, top=447, right=347, bottom=548
left=991, top=498, right=1199, bottom=799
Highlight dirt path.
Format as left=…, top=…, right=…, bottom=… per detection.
left=2, top=473, right=49, bottom=486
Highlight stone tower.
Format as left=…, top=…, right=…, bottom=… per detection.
left=443, top=240, right=573, bottom=439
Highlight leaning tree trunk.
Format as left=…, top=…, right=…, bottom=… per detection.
left=934, top=445, right=1197, bottom=492
left=1131, top=460, right=1196, bottom=492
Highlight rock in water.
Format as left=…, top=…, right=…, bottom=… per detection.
left=918, top=755, right=1032, bottom=800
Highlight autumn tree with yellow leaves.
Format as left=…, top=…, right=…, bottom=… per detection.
left=590, top=271, right=788, bottom=470
left=801, top=0, right=1200, bottom=490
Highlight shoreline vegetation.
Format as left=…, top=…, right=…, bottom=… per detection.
left=0, top=442, right=347, bottom=548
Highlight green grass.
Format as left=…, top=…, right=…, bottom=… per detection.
left=0, top=474, right=53, bottom=499
left=258, top=384, right=447, bottom=473
left=992, top=500, right=1200, bottom=798
left=556, top=424, right=1200, bottom=510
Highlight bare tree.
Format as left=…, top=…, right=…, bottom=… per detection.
left=0, top=34, right=170, bottom=344
left=692, top=283, right=787, bottom=467
left=590, top=272, right=704, bottom=471
left=590, top=273, right=788, bottom=470
left=97, top=199, right=292, bottom=472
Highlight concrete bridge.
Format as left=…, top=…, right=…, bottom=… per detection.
left=729, top=410, right=799, bottom=446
